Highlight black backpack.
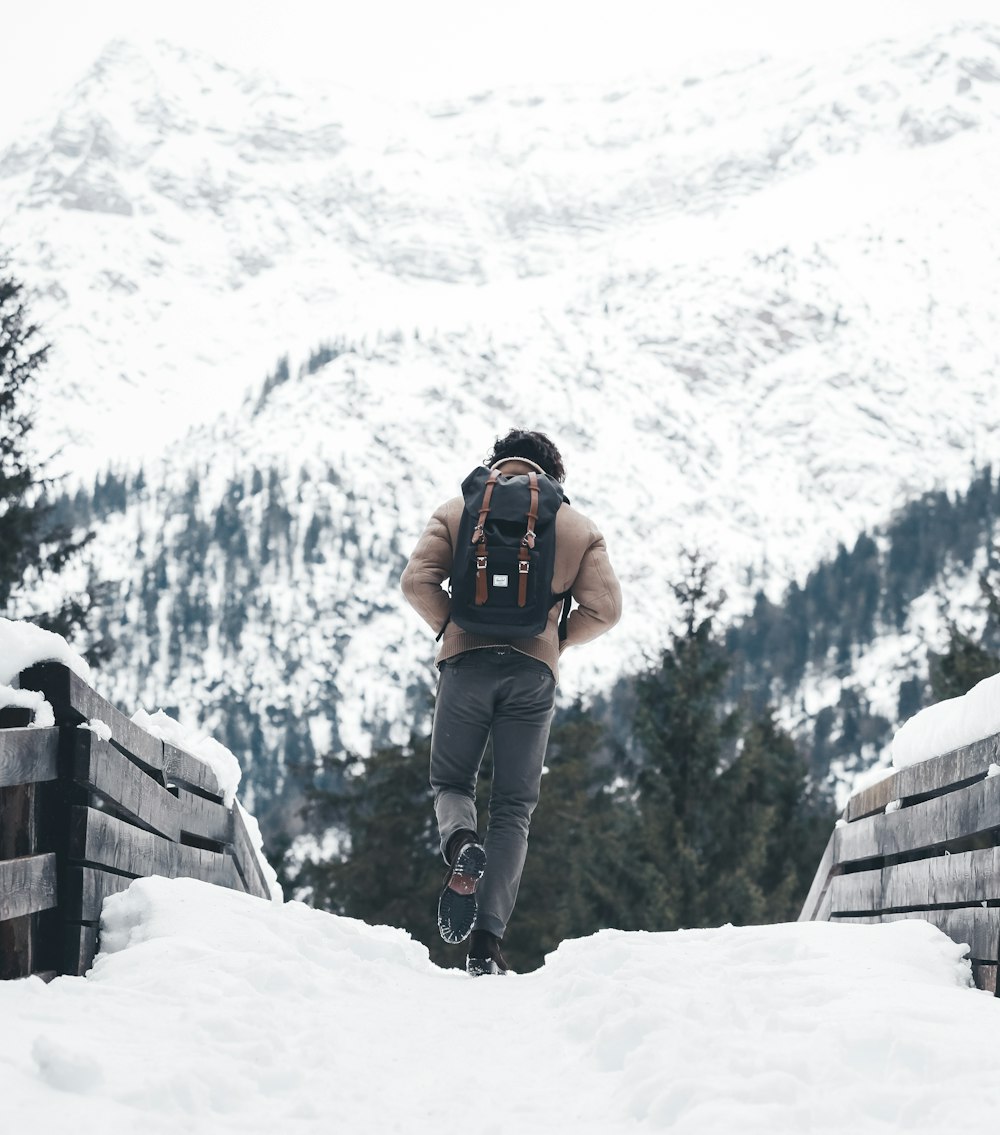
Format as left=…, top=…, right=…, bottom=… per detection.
left=446, top=465, right=571, bottom=641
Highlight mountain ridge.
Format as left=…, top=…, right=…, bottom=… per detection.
left=4, top=25, right=1000, bottom=828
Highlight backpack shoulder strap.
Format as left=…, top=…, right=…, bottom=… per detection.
left=471, top=469, right=501, bottom=545
left=472, top=469, right=501, bottom=605
left=517, top=472, right=539, bottom=607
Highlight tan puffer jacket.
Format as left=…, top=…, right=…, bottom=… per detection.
left=400, top=458, right=623, bottom=681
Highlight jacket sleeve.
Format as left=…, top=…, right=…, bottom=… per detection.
left=561, top=527, right=623, bottom=651
left=400, top=504, right=454, bottom=635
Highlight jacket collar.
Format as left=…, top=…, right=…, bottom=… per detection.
left=490, top=456, right=547, bottom=476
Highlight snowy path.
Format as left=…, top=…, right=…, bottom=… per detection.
left=2, top=878, right=999, bottom=1133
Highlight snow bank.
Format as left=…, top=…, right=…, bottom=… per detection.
left=1, top=877, right=998, bottom=1134
left=131, top=708, right=241, bottom=806
left=0, top=618, right=92, bottom=727
left=893, top=670, right=1000, bottom=769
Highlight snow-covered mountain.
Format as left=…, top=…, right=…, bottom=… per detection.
left=4, top=28, right=1000, bottom=479
left=4, top=27, right=1000, bottom=822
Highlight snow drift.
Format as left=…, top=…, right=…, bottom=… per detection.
left=0, top=876, right=997, bottom=1133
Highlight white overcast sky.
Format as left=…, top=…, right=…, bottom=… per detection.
left=1, top=0, right=998, bottom=139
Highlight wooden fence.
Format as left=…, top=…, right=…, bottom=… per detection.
left=0, top=662, right=271, bottom=981
left=801, top=727, right=1000, bottom=994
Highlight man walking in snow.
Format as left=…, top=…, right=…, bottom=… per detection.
left=401, top=428, right=622, bottom=974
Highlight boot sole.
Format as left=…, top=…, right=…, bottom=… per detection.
left=437, top=842, right=487, bottom=944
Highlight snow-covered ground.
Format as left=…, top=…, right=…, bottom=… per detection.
left=0, top=876, right=996, bottom=1133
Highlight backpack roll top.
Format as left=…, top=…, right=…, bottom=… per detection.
left=450, top=465, right=565, bottom=640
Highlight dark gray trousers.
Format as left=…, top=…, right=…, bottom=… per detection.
left=430, top=646, right=557, bottom=939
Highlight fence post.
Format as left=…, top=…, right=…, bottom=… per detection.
left=0, top=780, right=36, bottom=978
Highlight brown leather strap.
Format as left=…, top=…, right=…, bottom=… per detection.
left=475, top=550, right=489, bottom=605
left=472, top=470, right=500, bottom=605
left=471, top=471, right=500, bottom=545
left=517, top=548, right=529, bottom=606
left=517, top=473, right=539, bottom=607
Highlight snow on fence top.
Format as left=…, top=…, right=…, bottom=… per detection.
left=0, top=617, right=92, bottom=686
left=133, top=708, right=241, bottom=806
left=0, top=617, right=93, bottom=728
left=0, top=618, right=241, bottom=805
left=892, top=670, right=1000, bottom=770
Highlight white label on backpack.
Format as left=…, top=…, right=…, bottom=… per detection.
left=493, top=574, right=509, bottom=588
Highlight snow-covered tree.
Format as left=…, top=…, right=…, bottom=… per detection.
left=0, top=263, right=96, bottom=643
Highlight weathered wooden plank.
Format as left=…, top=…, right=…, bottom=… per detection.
left=971, top=962, right=998, bottom=994
left=827, top=867, right=883, bottom=914
left=230, top=805, right=273, bottom=901
left=0, top=914, right=33, bottom=980
left=0, top=707, right=33, bottom=728
left=834, top=907, right=1000, bottom=962
left=798, top=829, right=838, bottom=922
left=63, top=923, right=99, bottom=977
left=0, top=782, right=35, bottom=860
left=836, top=773, right=1000, bottom=868
left=0, top=727, right=60, bottom=788
left=829, top=847, right=1000, bottom=915
left=63, top=866, right=134, bottom=923
left=70, top=806, right=243, bottom=891
left=17, top=662, right=224, bottom=798
left=18, top=663, right=165, bottom=770
left=846, top=733, right=1000, bottom=822
left=0, top=853, right=57, bottom=921
left=177, top=789, right=232, bottom=846
left=0, top=780, right=36, bottom=977
left=72, top=731, right=181, bottom=841
left=162, top=741, right=222, bottom=801
left=17, top=663, right=224, bottom=801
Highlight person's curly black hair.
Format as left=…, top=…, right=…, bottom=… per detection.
left=487, top=429, right=566, bottom=482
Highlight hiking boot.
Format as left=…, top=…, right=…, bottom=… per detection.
left=437, top=830, right=487, bottom=945
left=466, top=929, right=509, bottom=977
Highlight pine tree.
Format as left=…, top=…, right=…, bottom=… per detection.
left=631, top=551, right=834, bottom=930
left=0, top=265, right=97, bottom=643
left=929, top=560, right=1000, bottom=702
left=929, top=629, right=1000, bottom=702
left=631, top=552, right=739, bottom=929
left=709, top=711, right=832, bottom=925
